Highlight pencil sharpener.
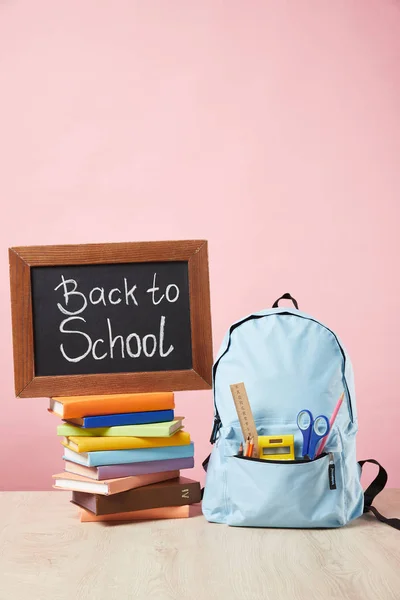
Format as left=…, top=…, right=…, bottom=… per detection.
left=258, top=435, right=295, bottom=461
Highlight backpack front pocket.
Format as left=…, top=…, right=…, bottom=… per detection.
left=225, top=452, right=345, bottom=528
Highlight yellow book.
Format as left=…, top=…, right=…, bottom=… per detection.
left=62, top=430, right=191, bottom=453
left=57, top=418, right=184, bottom=438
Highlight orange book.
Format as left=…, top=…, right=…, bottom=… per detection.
left=80, top=505, right=190, bottom=522
left=48, top=392, right=174, bottom=419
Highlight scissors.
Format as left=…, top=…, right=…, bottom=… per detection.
left=297, top=409, right=330, bottom=459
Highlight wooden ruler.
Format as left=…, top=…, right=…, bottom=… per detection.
left=230, top=382, right=258, bottom=457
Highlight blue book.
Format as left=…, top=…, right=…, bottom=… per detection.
left=65, top=409, right=174, bottom=429
left=63, top=442, right=195, bottom=467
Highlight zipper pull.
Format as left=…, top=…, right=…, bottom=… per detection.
left=210, top=416, right=221, bottom=444
left=328, top=452, right=337, bottom=490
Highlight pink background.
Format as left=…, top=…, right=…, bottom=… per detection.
left=1, top=1, right=399, bottom=490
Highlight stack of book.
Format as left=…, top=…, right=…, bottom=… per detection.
left=49, top=392, right=201, bottom=522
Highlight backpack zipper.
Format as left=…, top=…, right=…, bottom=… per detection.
left=210, top=311, right=354, bottom=443
left=328, top=452, right=337, bottom=490
left=234, top=451, right=337, bottom=490
left=210, top=416, right=222, bottom=443
left=233, top=452, right=327, bottom=465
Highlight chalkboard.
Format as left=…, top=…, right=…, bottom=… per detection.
left=31, top=262, right=192, bottom=376
left=9, top=241, right=213, bottom=397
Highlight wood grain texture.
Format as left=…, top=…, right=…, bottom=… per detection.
left=0, top=491, right=399, bottom=600
left=9, top=240, right=213, bottom=397
left=188, top=241, right=213, bottom=387
left=10, top=240, right=206, bottom=266
left=18, top=369, right=211, bottom=398
left=9, top=249, right=34, bottom=397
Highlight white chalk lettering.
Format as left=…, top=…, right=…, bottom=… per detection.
left=143, top=334, right=157, bottom=357
left=92, top=338, right=107, bottom=360
left=109, top=288, right=122, bottom=305
left=107, top=318, right=125, bottom=358
left=146, top=273, right=164, bottom=305
left=166, top=284, right=179, bottom=303
left=124, top=278, right=138, bottom=306
left=55, top=276, right=87, bottom=316
left=89, top=287, right=106, bottom=306
left=59, top=317, right=92, bottom=362
left=159, top=315, right=174, bottom=357
left=126, top=333, right=141, bottom=358
left=58, top=315, right=175, bottom=362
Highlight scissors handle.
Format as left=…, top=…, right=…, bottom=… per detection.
left=307, top=415, right=330, bottom=459
left=297, top=409, right=313, bottom=457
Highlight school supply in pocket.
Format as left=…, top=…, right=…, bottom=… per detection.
left=317, top=392, right=344, bottom=456
left=257, top=434, right=295, bottom=461
left=202, top=293, right=400, bottom=530
left=297, top=409, right=330, bottom=459
left=230, top=383, right=258, bottom=457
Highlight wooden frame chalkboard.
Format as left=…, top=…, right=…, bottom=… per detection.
left=9, top=240, right=213, bottom=398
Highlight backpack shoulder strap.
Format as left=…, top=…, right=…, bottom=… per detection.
left=358, top=459, right=400, bottom=530
left=200, top=454, right=211, bottom=500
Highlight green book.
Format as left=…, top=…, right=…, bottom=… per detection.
left=57, top=418, right=184, bottom=438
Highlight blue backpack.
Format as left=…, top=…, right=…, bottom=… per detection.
left=202, top=294, right=399, bottom=530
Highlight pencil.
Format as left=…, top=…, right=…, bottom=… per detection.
left=244, top=436, right=250, bottom=457
left=317, top=392, right=345, bottom=456
left=238, top=442, right=243, bottom=457
left=248, top=437, right=254, bottom=458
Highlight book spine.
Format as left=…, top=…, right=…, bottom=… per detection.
left=98, top=481, right=201, bottom=515
left=87, top=443, right=195, bottom=466
left=80, top=505, right=190, bottom=522
left=73, top=480, right=201, bottom=515
left=83, top=409, right=174, bottom=428
left=64, top=394, right=175, bottom=419
left=96, top=457, right=195, bottom=479
left=72, top=432, right=190, bottom=453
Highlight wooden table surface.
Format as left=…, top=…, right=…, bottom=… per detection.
left=0, top=490, right=399, bottom=600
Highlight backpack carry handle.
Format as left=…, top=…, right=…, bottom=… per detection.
left=272, top=293, right=299, bottom=310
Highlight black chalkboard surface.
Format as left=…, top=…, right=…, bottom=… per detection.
left=31, top=262, right=192, bottom=377
left=9, top=241, right=213, bottom=397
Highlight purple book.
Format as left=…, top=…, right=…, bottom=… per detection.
left=64, top=456, right=194, bottom=481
